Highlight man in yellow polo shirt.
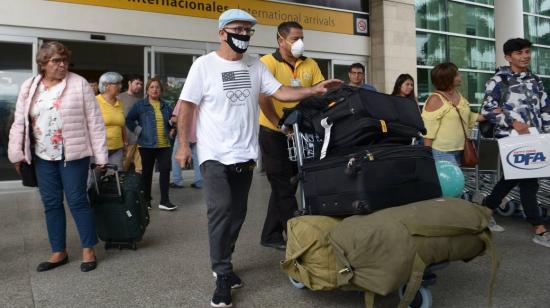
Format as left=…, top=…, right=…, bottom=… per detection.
left=259, top=21, right=324, bottom=250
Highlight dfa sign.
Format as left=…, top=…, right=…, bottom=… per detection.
left=498, top=134, right=550, bottom=180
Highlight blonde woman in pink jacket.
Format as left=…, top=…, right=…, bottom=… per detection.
left=8, top=41, right=108, bottom=273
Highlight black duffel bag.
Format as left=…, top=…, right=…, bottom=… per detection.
left=311, top=86, right=426, bottom=157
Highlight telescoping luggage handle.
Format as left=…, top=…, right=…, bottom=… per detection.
left=90, top=163, right=122, bottom=197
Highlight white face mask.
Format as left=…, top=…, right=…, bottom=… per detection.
left=290, top=39, right=305, bottom=58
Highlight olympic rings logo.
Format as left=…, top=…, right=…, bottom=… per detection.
left=226, top=89, right=250, bottom=103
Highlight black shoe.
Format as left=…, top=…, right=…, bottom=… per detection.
left=36, top=255, right=69, bottom=272
left=170, top=183, right=185, bottom=188
left=159, top=202, right=178, bottom=211
left=80, top=259, right=97, bottom=272
left=261, top=241, right=286, bottom=251
left=211, top=274, right=233, bottom=307
left=213, top=271, right=243, bottom=289
left=190, top=183, right=202, bottom=189
left=144, top=200, right=152, bottom=210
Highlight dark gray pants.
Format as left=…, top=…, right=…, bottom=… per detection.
left=201, top=160, right=255, bottom=275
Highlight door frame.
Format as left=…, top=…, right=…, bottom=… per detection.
left=147, top=46, right=205, bottom=85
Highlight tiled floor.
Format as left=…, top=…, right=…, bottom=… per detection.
left=1, top=172, right=550, bottom=307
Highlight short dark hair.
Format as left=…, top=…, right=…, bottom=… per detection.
left=391, top=73, right=415, bottom=98
left=127, top=74, right=143, bottom=83
left=348, top=63, right=365, bottom=73
left=503, top=38, right=532, bottom=55
left=430, top=62, right=458, bottom=91
left=277, top=21, right=303, bottom=40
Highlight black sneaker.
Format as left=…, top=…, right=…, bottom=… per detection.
left=211, top=274, right=232, bottom=307
left=144, top=200, right=152, bottom=210
left=159, top=202, right=178, bottom=211
left=212, top=271, right=243, bottom=289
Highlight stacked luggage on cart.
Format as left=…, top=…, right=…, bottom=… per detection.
left=279, top=86, right=498, bottom=308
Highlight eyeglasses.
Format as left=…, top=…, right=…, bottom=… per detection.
left=224, top=26, right=256, bottom=36
left=49, top=57, right=69, bottom=65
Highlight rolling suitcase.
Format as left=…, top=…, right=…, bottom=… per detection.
left=88, top=164, right=149, bottom=250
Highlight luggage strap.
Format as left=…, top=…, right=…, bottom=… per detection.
left=320, top=117, right=333, bottom=159
left=363, top=291, right=375, bottom=308
left=397, top=253, right=426, bottom=308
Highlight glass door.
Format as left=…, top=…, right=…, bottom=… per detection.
left=147, top=47, right=204, bottom=107
left=0, top=36, right=36, bottom=181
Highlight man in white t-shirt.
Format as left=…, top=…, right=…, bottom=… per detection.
left=175, top=9, right=341, bottom=308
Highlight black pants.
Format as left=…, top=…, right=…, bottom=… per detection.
left=139, top=147, right=172, bottom=205
left=259, top=127, right=298, bottom=244
left=484, top=176, right=542, bottom=226
left=201, top=160, right=255, bottom=275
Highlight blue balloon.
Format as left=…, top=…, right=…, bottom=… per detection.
left=435, top=160, right=465, bottom=198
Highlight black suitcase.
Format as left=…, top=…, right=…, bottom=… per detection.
left=88, top=164, right=149, bottom=250
left=300, top=144, right=442, bottom=216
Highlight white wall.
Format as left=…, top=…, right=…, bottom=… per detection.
left=0, top=0, right=369, bottom=56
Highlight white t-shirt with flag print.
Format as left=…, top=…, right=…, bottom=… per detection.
left=179, top=51, right=282, bottom=165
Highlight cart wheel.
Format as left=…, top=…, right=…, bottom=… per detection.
left=496, top=200, right=518, bottom=217
left=399, top=285, right=433, bottom=308
left=288, top=276, right=305, bottom=289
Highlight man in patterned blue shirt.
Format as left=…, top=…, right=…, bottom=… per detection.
left=481, top=38, right=550, bottom=247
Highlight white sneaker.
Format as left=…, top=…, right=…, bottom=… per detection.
left=532, top=232, right=550, bottom=248
left=488, top=217, right=505, bottom=232
left=158, top=202, right=177, bottom=211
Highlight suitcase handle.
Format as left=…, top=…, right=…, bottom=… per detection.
left=90, top=164, right=122, bottom=197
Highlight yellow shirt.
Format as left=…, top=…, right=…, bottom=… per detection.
left=422, top=93, right=478, bottom=152
left=259, top=51, right=325, bottom=131
left=150, top=99, right=170, bottom=148
left=96, top=94, right=125, bottom=150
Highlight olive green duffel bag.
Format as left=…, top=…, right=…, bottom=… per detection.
left=328, top=198, right=499, bottom=308
left=281, top=215, right=343, bottom=291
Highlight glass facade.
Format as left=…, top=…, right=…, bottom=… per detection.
left=416, top=0, right=550, bottom=106
left=416, top=0, right=495, bottom=106
left=523, top=1, right=550, bottom=89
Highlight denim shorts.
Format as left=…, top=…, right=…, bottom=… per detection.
left=432, top=149, right=462, bottom=166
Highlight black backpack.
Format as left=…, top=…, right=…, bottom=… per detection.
left=281, top=85, right=426, bottom=158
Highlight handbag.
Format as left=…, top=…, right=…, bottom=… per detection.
left=20, top=160, right=37, bottom=187
left=19, top=76, right=38, bottom=187
left=454, top=107, right=478, bottom=167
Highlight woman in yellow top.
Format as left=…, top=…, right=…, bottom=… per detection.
left=97, top=72, right=127, bottom=169
left=126, top=77, right=177, bottom=211
left=422, top=63, right=485, bottom=165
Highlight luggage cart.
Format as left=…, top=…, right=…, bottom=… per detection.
left=462, top=125, right=549, bottom=219
left=283, top=110, right=439, bottom=308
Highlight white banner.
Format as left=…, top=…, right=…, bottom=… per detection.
left=498, top=134, right=550, bottom=180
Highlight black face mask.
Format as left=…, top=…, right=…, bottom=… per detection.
left=224, top=30, right=250, bottom=54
